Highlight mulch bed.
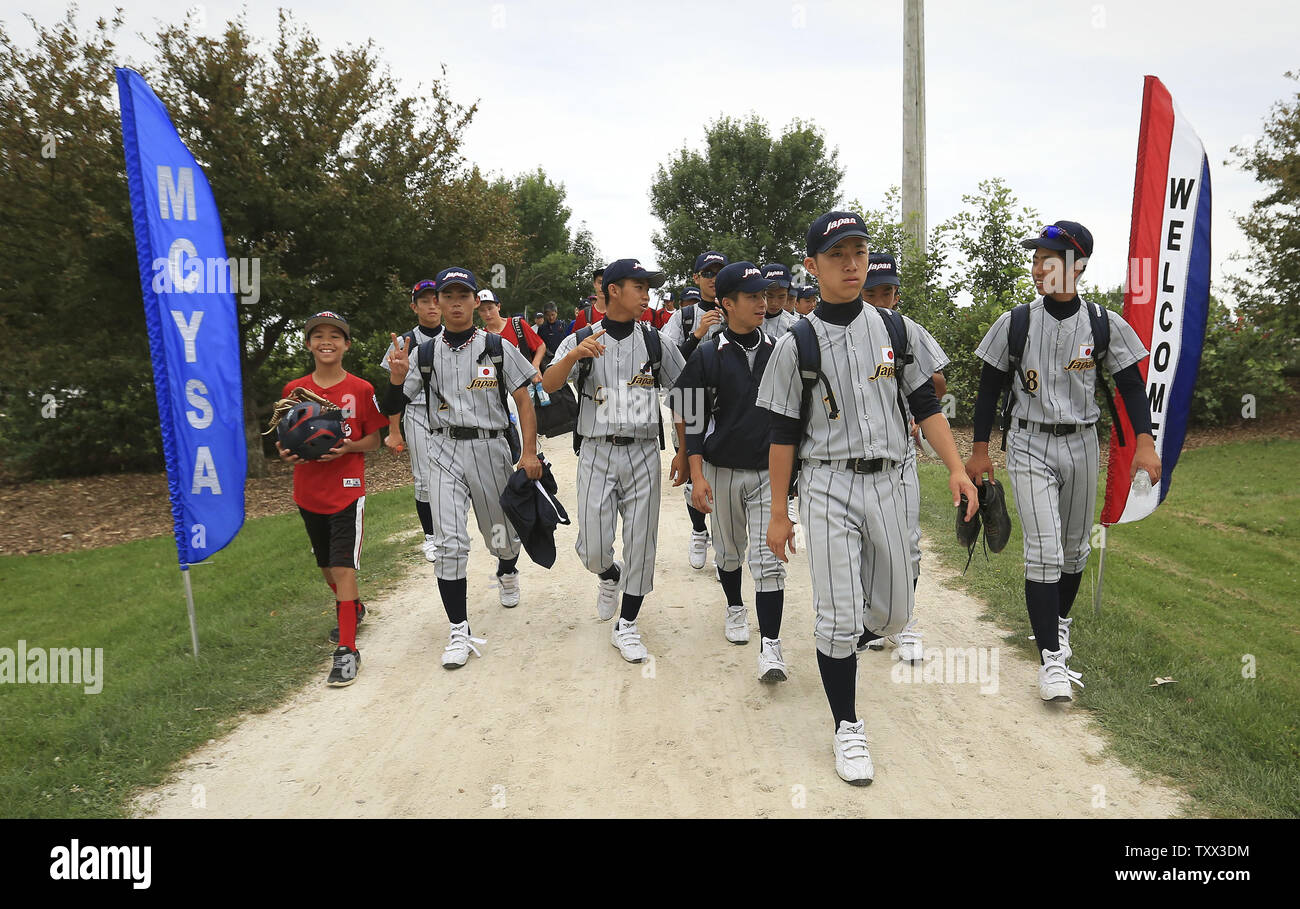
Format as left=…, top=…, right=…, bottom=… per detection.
left=2, top=415, right=1296, bottom=556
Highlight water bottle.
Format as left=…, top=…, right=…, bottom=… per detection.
left=1132, top=468, right=1152, bottom=495
left=534, top=381, right=551, bottom=406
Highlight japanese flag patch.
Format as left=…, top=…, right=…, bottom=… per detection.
left=1078, top=344, right=1094, bottom=359
left=880, top=346, right=895, bottom=364
left=477, top=365, right=496, bottom=378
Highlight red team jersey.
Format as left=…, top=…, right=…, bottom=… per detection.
left=571, top=306, right=604, bottom=331
left=499, top=317, right=544, bottom=356
left=282, top=372, right=387, bottom=514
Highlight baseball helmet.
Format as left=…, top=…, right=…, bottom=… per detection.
left=278, top=400, right=345, bottom=460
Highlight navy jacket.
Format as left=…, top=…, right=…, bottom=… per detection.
left=673, top=329, right=774, bottom=470
left=499, top=457, right=570, bottom=568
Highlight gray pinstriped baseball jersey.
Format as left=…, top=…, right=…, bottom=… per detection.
left=975, top=296, right=1145, bottom=425
left=396, top=329, right=535, bottom=430
left=756, top=310, right=945, bottom=462
left=976, top=296, right=1146, bottom=583
left=379, top=324, right=440, bottom=423
left=551, top=326, right=685, bottom=440
left=761, top=309, right=799, bottom=341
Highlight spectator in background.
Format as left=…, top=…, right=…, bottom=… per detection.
left=641, top=288, right=675, bottom=329
left=537, top=301, right=571, bottom=357
left=572, top=291, right=605, bottom=331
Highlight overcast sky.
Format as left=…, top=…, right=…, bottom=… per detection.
left=6, top=0, right=1296, bottom=297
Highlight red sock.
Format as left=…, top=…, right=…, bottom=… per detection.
left=328, top=581, right=338, bottom=597
left=337, top=599, right=360, bottom=651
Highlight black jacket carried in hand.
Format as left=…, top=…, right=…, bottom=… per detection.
left=499, top=456, right=570, bottom=568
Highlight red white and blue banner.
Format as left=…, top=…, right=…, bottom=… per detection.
left=116, top=67, right=246, bottom=564
left=1102, top=76, right=1211, bottom=526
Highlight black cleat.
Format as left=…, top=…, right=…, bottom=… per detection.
left=326, top=646, right=360, bottom=687
left=329, top=602, right=366, bottom=645
left=978, top=479, right=1012, bottom=554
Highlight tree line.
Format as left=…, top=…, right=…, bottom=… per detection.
left=1, top=7, right=1293, bottom=481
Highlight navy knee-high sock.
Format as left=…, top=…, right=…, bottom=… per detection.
left=414, top=498, right=433, bottom=535
left=817, top=650, right=857, bottom=730
left=755, top=590, right=783, bottom=640
left=719, top=567, right=743, bottom=605
left=687, top=504, right=707, bottom=533
left=1026, top=579, right=1060, bottom=659
left=437, top=577, right=468, bottom=626
left=1058, top=571, right=1084, bottom=618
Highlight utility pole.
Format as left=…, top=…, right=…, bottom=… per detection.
left=902, top=0, right=927, bottom=255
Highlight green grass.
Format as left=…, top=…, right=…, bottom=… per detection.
left=0, top=486, right=424, bottom=818
left=917, top=439, right=1300, bottom=818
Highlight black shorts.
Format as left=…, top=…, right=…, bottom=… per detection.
left=299, top=497, right=365, bottom=569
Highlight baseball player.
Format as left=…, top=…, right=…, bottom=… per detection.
left=572, top=268, right=607, bottom=331
left=541, top=258, right=686, bottom=663
left=381, top=266, right=544, bottom=670
left=672, top=262, right=790, bottom=681
left=795, top=285, right=818, bottom=316
left=278, top=311, right=387, bottom=687
left=757, top=211, right=977, bottom=785
left=759, top=264, right=799, bottom=340
left=964, top=221, right=1161, bottom=701
left=857, top=252, right=949, bottom=662
left=380, top=280, right=444, bottom=564
left=477, top=288, right=548, bottom=387
left=660, top=251, right=729, bottom=570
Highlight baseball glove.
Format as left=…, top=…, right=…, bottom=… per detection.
left=956, top=493, right=982, bottom=573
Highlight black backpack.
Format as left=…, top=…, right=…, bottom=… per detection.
left=998, top=299, right=1123, bottom=451
left=680, top=303, right=696, bottom=338
left=417, top=331, right=521, bottom=462
left=570, top=323, right=664, bottom=453
left=791, top=306, right=913, bottom=451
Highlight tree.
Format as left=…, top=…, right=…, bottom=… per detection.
left=488, top=169, right=598, bottom=318
left=1228, top=70, right=1300, bottom=372
left=649, top=116, right=842, bottom=281
left=0, top=6, right=525, bottom=479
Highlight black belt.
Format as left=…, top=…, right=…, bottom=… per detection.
left=807, top=457, right=896, bottom=474
left=1016, top=419, right=1095, bottom=437
left=436, top=426, right=503, bottom=440
left=593, top=435, right=645, bottom=446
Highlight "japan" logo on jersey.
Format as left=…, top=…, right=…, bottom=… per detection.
left=869, top=347, right=897, bottom=381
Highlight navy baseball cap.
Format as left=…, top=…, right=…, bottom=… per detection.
left=435, top=266, right=478, bottom=292
left=1020, top=220, right=1093, bottom=258
left=716, top=262, right=776, bottom=300
left=864, top=252, right=901, bottom=288
left=476, top=288, right=500, bottom=305
left=760, top=263, right=792, bottom=288
left=410, top=279, right=437, bottom=301
left=663, top=287, right=678, bottom=301
left=682, top=287, right=702, bottom=302
left=797, top=285, right=818, bottom=299
left=806, top=211, right=871, bottom=258
left=693, top=251, right=729, bottom=273
left=602, top=258, right=666, bottom=292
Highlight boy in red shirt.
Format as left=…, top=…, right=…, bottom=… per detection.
left=276, top=311, right=387, bottom=687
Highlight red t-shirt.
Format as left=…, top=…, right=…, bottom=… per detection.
left=571, top=305, right=605, bottom=331
left=281, top=372, right=387, bottom=514
left=499, top=317, right=544, bottom=357
left=641, top=308, right=673, bottom=329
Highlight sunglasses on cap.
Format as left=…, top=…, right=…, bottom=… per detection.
left=1039, top=225, right=1087, bottom=258
left=411, top=280, right=437, bottom=299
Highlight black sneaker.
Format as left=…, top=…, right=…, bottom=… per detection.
left=326, top=646, right=360, bottom=687
left=328, top=602, right=366, bottom=645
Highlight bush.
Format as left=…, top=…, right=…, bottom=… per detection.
left=1191, top=301, right=1293, bottom=425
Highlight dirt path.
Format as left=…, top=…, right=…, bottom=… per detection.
left=132, top=441, right=1184, bottom=819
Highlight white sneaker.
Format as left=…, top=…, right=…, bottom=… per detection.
left=611, top=618, right=648, bottom=663
left=1058, top=616, right=1073, bottom=661
left=787, top=497, right=799, bottom=524
left=497, top=571, right=520, bottom=608
left=422, top=534, right=438, bottom=563
left=1039, top=647, right=1083, bottom=701
left=724, top=604, right=750, bottom=644
left=596, top=560, right=623, bottom=622
left=832, top=719, right=874, bottom=786
left=442, top=621, right=485, bottom=670
left=864, top=635, right=887, bottom=651
left=758, top=638, right=787, bottom=682
left=689, top=530, right=709, bottom=569
left=894, top=621, right=923, bottom=663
